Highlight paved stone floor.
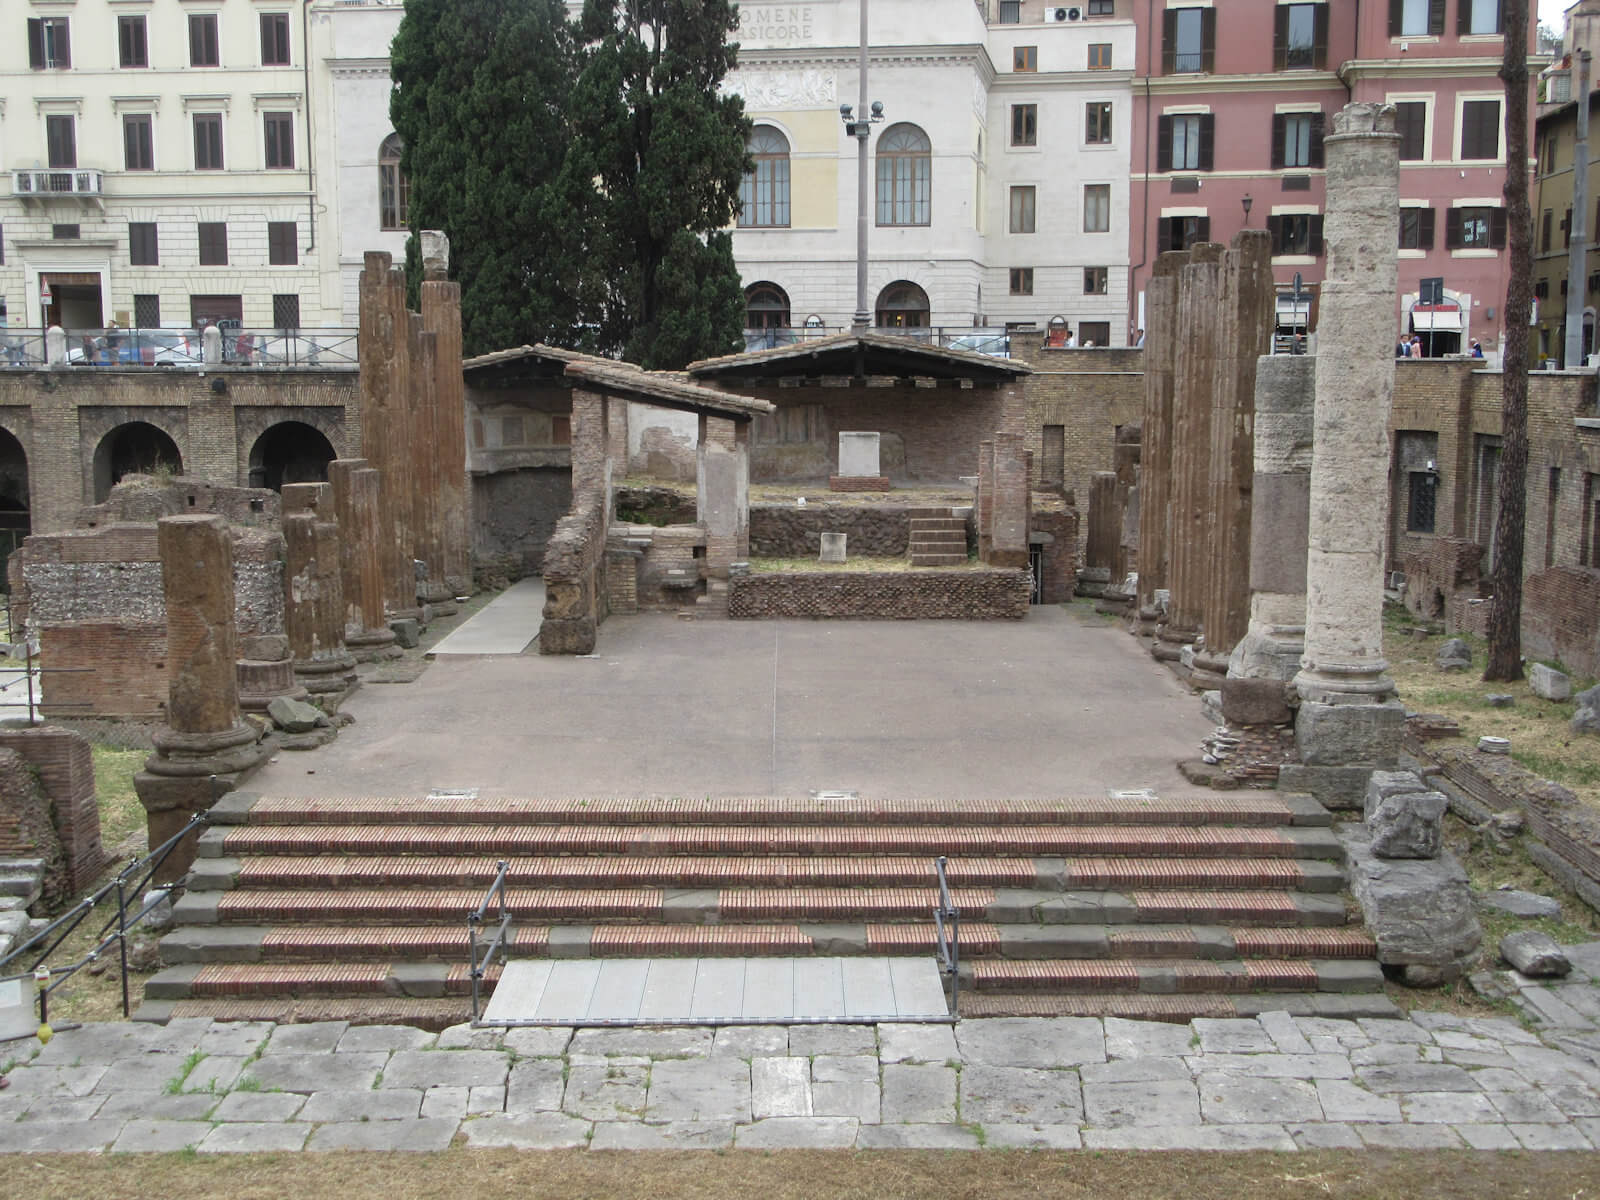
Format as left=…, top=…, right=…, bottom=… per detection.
left=4, top=1004, right=1600, bottom=1153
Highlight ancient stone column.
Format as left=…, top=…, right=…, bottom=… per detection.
left=1288, top=102, right=1406, bottom=809
left=697, top=414, right=749, bottom=581
left=1080, top=472, right=1118, bottom=596
left=134, top=514, right=268, bottom=881
left=281, top=483, right=358, bottom=698
left=1193, top=230, right=1276, bottom=686
left=328, top=458, right=399, bottom=660
left=1157, top=243, right=1223, bottom=667
left=358, top=252, right=420, bottom=621
left=409, top=324, right=454, bottom=612
left=1137, top=251, right=1186, bottom=637
left=421, top=276, right=470, bottom=600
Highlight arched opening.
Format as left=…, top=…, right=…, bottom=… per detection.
left=875, top=123, right=931, bottom=227
left=248, top=421, right=337, bottom=491
left=875, top=281, right=930, bottom=331
left=744, top=282, right=792, bottom=350
left=0, top=428, right=30, bottom=590
left=379, top=133, right=410, bottom=231
left=92, top=422, right=183, bottom=502
left=739, top=126, right=791, bottom=228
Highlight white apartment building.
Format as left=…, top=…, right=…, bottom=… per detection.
left=1, top=0, right=339, bottom=337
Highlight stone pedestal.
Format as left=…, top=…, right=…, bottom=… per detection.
left=329, top=458, right=399, bottom=661
left=283, top=512, right=359, bottom=701
left=134, top=514, right=269, bottom=881
left=829, top=431, right=888, bottom=491
left=819, top=533, right=847, bottom=563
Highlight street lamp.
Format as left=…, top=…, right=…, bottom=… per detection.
left=1241, top=193, right=1253, bottom=227
left=842, top=0, right=884, bottom=330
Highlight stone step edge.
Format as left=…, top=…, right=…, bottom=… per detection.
left=963, top=957, right=1383, bottom=994
left=158, top=922, right=1378, bottom=965
left=216, top=792, right=1334, bottom=829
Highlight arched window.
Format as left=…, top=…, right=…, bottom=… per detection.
left=874, top=281, right=930, bottom=329
left=739, top=126, right=791, bottom=228
left=745, top=282, right=790, bottom=330
left=876, top=123, right=931, bottom=227
left=379, top=133, right=409, bottom=231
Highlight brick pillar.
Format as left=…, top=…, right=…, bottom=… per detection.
left=328, top=458, right=398, bottom=661
left=697, top=414, right=746, bottom=583
left=1138, top=251, right=1185, bottom=639
left=981, top=433, right=1029, bottom=569
left=134, top=514, right=268, bottom=881
left=0, top=727, right=106, bottom=893
left=421, top=279, right=470, bottom=598
left=358, top=252, right=419, bottom=621
left=1082, top=471, right=1118, bottom=595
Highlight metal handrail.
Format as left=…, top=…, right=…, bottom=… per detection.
left=466, top=859, right=512, bottom=1022
left=0, top=809, right=209, bottom=1022
left=933, top=855, right=961, bottom=1018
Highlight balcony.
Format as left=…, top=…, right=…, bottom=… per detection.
left=12, top=168, right=105, bottom=211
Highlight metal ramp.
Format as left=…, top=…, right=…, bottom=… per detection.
left=478, top=957, right=952, bottom=1027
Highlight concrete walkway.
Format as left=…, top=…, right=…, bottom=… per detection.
left=427, top=578, right=544, bottom=658
left=4, top=1003, right=1600, bottom=1153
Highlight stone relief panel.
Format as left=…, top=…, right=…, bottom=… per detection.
left=726, top=70, right=838, bottom=109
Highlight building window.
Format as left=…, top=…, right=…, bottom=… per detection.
left=1276, top=3, right=1328, bottom=69
left=1085, top=102, right=1113, bottom=144
left=1158, top=114, right=1214, bottom=172
left=998, top=0, right=1021, bottom=23
left=1395, top=101, right=1427, bottom=160
left=52, top=224, right=80, bottom=241
left=1398, top=207, right=1436, bottom=249
left=272, top=294, right=301, bottom=330
left=1009, top=268, right=1034, bottom=296
left=1088, top=0, right=1115, bottom=12
left=1268, top=213, right=1324, bottom=256
left=198, top=222, right=228, bottom=266
left=1272, top=113, right=1325, bottom=169
left=1084, top=267, right=1109, bottom=294
left=190, top=295, right=243, bottom=329
left=194, top=114, right=224, bottom=170
left=1083, top=184, right=1111, bottom=232
left=129, top=222, right=159, bottom=266
left=739, top=126, right=790, bottom=228
left=261, top=13, right=292, bottom=65
left=268, top=221, right=298, bottom=266
left=1088, top=43, right=1112, bottom=69
left=133, top=295, right=161, bottom=328
left=1447, top=205, right=1506, bottom=249
left=1009, top=186, right=1037, bottom=233
left=1080, top=321, right=1111, bottom=346
left=27, top=17, right=71, bottom=69
left=264, top=113, right=295, bottom=169
left=1014, top=45, right=1037, bottom=71
left=1162, top=8, right=1215, bottom=73
left=379, top=134, right=409, bottom=231
left=46, top=115, right=77, bottom=169
left=875, top=280, right=930, bottom=327
left=1158, top=215, right=1210, bottom=251
left=875, top=124, right=931, bottom=227
left=1011, top=105, right=1037, bottom=148
left=1534, top=278, right=1549, bottom=300
left=1460, top=99, right=1501, bottom=160
left=123, top=115, right=154, bottom=171
left=118, top=15, right=147, bottom=68
left=1459, top=0, right=1502, bottom=34
left=1391, top=0, right=1446, bottom=36
left=744, top=282, right=790, bottom=331
left=190, top=14, right=220, bottom=67
left=1407, top=471, right=1438, bottom=532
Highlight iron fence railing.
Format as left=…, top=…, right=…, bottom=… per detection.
left=0, top=330, right=47, bottom=368
left=0, top=327, right=360, bottom=368
left=467, top=859, right=512, bottom=1022
left=933, top=855, right=961, bottom=1018
left=743, top=326, right=1013, bottom=357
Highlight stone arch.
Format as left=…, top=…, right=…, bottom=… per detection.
left=0, top=426, right=30, bottom=588
left=92, top=422, right=183, bottom=503
left=247, top=420, right=337, bottom=491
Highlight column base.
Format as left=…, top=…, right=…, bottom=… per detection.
left=294, top=652, right=360, bottom=698
left=236, top=658, right=309, bottom=713
left=1189, top=649, right=1230, bottom=691
left=1277, top=764, right=1375, bottom=811
left=1152, top=623, right=1197, bottom=663
left=346, top=627, right=402, bottom=662
left=1294, top=697, right=1406, bottom=767
left=136, top=720, right=271, bottom=882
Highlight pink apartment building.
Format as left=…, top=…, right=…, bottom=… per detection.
left=1128, top=0, right=1538, bottom=356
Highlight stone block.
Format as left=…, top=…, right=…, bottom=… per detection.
left=388, top=618, right=421, bottom=649
left=459, top=1113, right=590, bottom=1149
left=837, top=432, right=881, bottom=477
left=266, top=696, right=327, bottom=734
left=1221, top=676, right=1292, bottom=726
left=1368, top=790, right=1447, bottom=860
left=1278, top=764, right=1374, bottom=811
left=1437, top=638, right=1472, bottom=671
left=736, top=1116, right=858, bottom=1149
left=881, top=1063, right=956, bottom=1123
left=1529, top=663, right=1572, bottom=701
left=818, top=532, right=846, bottom=563
left=306, top=1118, right=458, bottom=1153
left=959, top=1065, right=1084, bottom=1126
left=1295, top=699, right=1405, bottom=766
left=1363, top=769, right=1426, bottom=821
left=1479, top=889, right=1563, bottom=920
left=1500, top=931, right=1571, bottom=978
left=1338, top=826, right=1481, bottom=980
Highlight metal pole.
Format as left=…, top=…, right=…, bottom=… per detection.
left=1566, top=52, right=1591, bottom=370
left=853, top=0, right=870, bottom=329
left=116, top=876, right=130, bottom=1018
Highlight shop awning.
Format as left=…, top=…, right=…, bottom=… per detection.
left=1412, top=308, right=1463, bottom=333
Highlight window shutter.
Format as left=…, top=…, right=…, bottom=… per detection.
left=1201, top=8, right=1217, bottom=72
left=1273, top=5, right=1288, bottom=70
left=1445, top=207, right=1463, bottom=249
left=1271, top=114, right=1286, bottom=169
left=1458, top=0, right=1471, bottom=34
left=28, top=18, right=44, bottom=68
left=1428, top=0, right=1446, bottom=35
left=1198, top=114, right=1215, bottom=170
left=1267, top=214, right=1283, bottom=253
left=1490, top=207, right=1507, bottom=248
left=1158, top=218, right=1173, bottom=253
left=1309, top=215, right=1324, bottom=256
left=1196, top=216, right=1211, bottom=242
left=1157, top=115, right=1173, bottom=172
left=1389, top=0, right=1404, bottom=36
left=1418, top=207, right=1436, bottom=249
left=1313, top=3, right=1330, bottom=69
left=58, top=20, right=70, bottom=66
left=1161, top=9, right=1177, bottom=73
left=1309, top=112, right=1326, bottom=168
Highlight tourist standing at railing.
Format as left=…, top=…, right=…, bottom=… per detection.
left=0, top=317, right=23, bottom=367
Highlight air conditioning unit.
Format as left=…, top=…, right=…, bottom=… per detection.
left=1045, top=7, right=1081, bottom=22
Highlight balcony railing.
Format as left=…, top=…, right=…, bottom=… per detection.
left=743, top=326, right=1014, bottom=358
left=12, top=168, right=104, bottom=197
left=1, top=327, right=359, bottom=368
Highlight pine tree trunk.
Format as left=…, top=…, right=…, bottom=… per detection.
left=1485, top=0, right=1531, bottom=683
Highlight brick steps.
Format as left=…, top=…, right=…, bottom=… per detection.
left=908, top=514, right=969, bottom=567
left=965, top=956, right=1383, bottom=994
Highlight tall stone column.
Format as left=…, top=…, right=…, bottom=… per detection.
left=409, top=324, right=454, bottom=611
left=328, top=458, right=399, bottom=660
left=358, top=252, right=420, bottom=622
left=697, top=414, right=749, bottom=582
left=421, top=275, right=470, bottom=600
left=134, top=514, right=268, bottom=881
left=281, top=484, right=358, bottom=698
left=1137, top=251, right=1185, bottom=637
left=1080, top=472, right=1118, bottom=596
left=1156, top=243, right=1223, bottom=665
left=1288, top=103, right=1406, bottom=809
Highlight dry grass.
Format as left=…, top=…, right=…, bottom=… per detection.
left=1384, top=606, right=1600, bottom=812
left=748, top=556, right=976, bottom=574
left=14, top=1147, right=1600, bottom=1200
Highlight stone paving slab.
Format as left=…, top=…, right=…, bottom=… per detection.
left=111, top=1119, right=211, bottom=1153
left=306, top=1118, right=458, bottom=1152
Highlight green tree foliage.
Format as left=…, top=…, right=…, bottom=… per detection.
left=567, top=0, right=752, bottom=368
left=390, top=0, right=587, bottom=356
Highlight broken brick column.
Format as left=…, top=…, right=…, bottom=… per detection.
left=281, top=483, right=358, bottom=699
left=358, top=251, right=420, bottom=621
left=980, top=432, right=1030, bottom=569
left=134, top=514, right=268, bottom=881
left=421, top=274, right=470, bottom=600
left=328, top=458, right=399, bottom=661
left=1081, top=471, right=1118, bottom=595
left=1137, top=251, right=1185, bottom=639
left=697, top=413, right=749, bottom=584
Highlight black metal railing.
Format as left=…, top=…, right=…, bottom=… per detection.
left=0, top=810, right=209, bottom=1024
left=466, top=859, right=512, bottom=1022
left=933, top=855, right=961, bottom=1018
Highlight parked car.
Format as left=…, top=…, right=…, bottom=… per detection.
left=942, top=332, right=1011, bottom=359
left=68, top=329, right=201, bottom=366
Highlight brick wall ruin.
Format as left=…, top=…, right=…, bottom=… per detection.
left=728, top=569, right=1030, bottom=620
left=0, top=726, right=105, bottom=907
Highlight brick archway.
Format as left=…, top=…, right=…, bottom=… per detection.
left=92, top=421, right=183, bottom=502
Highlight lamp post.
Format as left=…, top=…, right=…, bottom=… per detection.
left=841, top=0, right=883, bottom=330
left=1241, top=193, right=1253, bottom=228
